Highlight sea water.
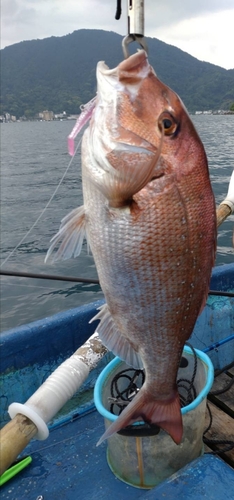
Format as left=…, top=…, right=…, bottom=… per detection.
left=0, top=116, right=234, bottom=332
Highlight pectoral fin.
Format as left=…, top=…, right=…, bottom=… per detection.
left=90, top=135, right=163, bottom=208
left=45, top=206, right=86, bottom=262
left=90, top=304, right=143, bottom=369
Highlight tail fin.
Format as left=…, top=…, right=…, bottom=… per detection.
left=97, top=388, right=183, bottom=446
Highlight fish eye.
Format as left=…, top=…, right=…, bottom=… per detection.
left=158, top=112, right=178, bottom=136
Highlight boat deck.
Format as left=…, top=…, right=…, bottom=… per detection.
left=204, top=365, right=234, bottom=468
left=1, top=367, right=234, bottom=500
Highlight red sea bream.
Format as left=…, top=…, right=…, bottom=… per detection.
left=46, top=50, right=216, bottom=445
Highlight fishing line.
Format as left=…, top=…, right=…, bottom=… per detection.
left=0, top=270, right=233, bottom=298
left=1, top=281, right=58, bottom=292
left=0, top=269, right=100, bottom=285
left=0, top=138, right=82, bottom=269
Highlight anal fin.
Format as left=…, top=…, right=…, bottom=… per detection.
left=90, top=304, right=143, bottom=369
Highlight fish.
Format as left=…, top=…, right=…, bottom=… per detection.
left=46, top=50, right=216, bottom=446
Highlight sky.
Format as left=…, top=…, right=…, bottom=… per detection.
left=1, top=0, right=234, bottom=70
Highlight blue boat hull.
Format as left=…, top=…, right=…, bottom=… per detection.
left=0, top=264, right=233, bottom=498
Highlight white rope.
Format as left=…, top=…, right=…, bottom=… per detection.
left=1, top=138, right=82, bottom=268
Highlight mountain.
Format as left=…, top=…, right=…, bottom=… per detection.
left=1, top=29, right=234, bottom=118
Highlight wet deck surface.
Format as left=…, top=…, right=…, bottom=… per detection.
left=1, top=369, right=234, bottom=499
left=204, top=365, right=234, bottom=468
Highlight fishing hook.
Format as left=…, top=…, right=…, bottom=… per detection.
left=115, top=0, right=148, bottom=58
left=122, top=34, right=148, bottom=59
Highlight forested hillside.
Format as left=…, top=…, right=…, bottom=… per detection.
left=1, top=29, right=234, bottom=117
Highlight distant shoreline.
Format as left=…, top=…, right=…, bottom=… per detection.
left=194, top=110, right=234, bottom=116
left=1, top=111, right=234, bottom=124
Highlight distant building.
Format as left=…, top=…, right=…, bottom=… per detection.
left=54, top=113, right=65, bottom=120
left=41, top=110, right=54, bottom=121
left=67, top=114, right=79, bottom=120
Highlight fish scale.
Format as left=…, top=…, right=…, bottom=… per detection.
left=86, top=176, right=195, bottom=373
left=47, top=50, right=216, bottom=445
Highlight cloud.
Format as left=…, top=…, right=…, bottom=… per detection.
left=2, top=0, right=233, bottom=39
left=1, top=0, right=58, bottom=47
left=144, top=0, right=234, bottom=28
left=1, top=1, right=234, bottom=68
left=153, top=9, right=234, bottom=69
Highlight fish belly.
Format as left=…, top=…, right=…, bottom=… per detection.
left=83, top=168, right=215, bottom=394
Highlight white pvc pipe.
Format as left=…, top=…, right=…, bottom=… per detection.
left=8, top=333, right=107, bottom=440
left=220, top=170, right=234, bottom=211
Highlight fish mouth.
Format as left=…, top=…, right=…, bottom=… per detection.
left=114, top=143, right=154, bottom=155
left=118, top=50, right=150, bottom=79
left=150, top=173, right=165, bottom=181
left=96, top=50, right=151, bottom=98
left=98, top=50, right=149, bottom=79
left=146, top=171, right=166, bottom=189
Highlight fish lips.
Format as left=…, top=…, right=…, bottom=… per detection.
left=96, top=50, right=152, bottom=103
